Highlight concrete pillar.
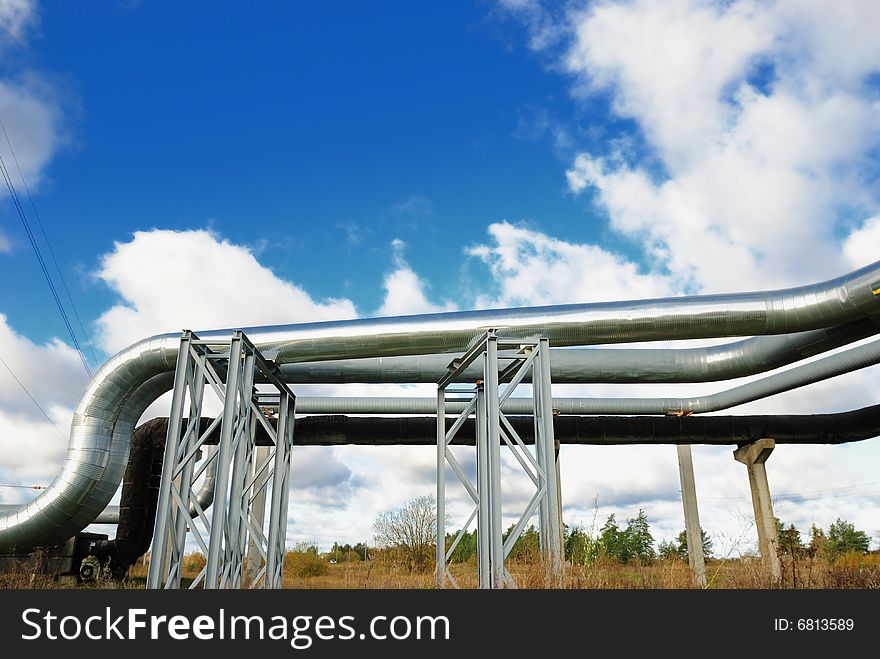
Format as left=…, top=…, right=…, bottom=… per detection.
left=733, top=438, right=781, bottom=583
left=676, top=445, right=707, bottom=587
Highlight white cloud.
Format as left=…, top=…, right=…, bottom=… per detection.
left=94, top=229, right=358, bottom=354
left=0, top=75, right=67, bottom=189
left=0, top=0, right=35, bottom=43
left=377, top=239, right=455, bottom=316
left=566, top=0, right=775, bottom=169
left=0, top=408, right=68, bottom=484
left=844, top=216, right=880, bottom=270
left=468, top=220, right=673, bottom=307
left=0, top=312, right=84, bottom=495
left=0, top=312, right=86, bottom=417
left=557, top=0, right=880, bottom=292
left=498, top=0, right=563, bottom=52
left=0, top=1, right=69, bottom=253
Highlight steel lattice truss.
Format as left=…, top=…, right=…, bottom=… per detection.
left=146, top=330, right=294, bottom=589
left=436, top=331, right=563, bottom=588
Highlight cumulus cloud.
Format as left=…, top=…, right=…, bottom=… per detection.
left=94, top=229, right=358, bottom=353
left=0, top=313, right=85, bottom=494
left=0, top=1, right=68, bottom=252
left=0, top=312, right=85, bottom=417
left=0, top=77, right=62, bottom=183
left=376, top=239, right=455, bottom=316
left=0, top=0, right=35, bottom=43
left=468, top=220, right=673, bottom=307
left=844, top=216, right=880, bottom=270
left=289, top=447, right=363, bottom=510
left=497, top=0, right=564, bottom=52
left=540, top=0, right=880, bottom=292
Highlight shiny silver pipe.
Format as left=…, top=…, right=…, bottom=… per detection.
left=1, top=260, right=879, bottom=551
left=276, top=316, right=880, bottom=384
left=1, top=436, right=219, bottom=525
left=289, top=337, right=880, bottom=416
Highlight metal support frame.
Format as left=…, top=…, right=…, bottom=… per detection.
left=436, top=331, right=563, bottom=588
left=146, top=330, right=295, bottom=589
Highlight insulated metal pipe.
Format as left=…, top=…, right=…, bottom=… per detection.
left=69, top=405, right=880, bottom=448
left=287, top=336, right=880, bottom=415
left=2, top=261, right=879, bottom=551
left=275, top=316, right=880, bottom=384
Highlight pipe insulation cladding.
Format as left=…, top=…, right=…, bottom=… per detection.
left=285, top=335, right=880, bottom=416
left=275, top=316, right=880, bottom=384
left=284, top=405, right=880, bottom=446
left=1, top=260, right=879, bottom=552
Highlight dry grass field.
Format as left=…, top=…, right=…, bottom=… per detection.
left=3, top=550, right=879, bottom=589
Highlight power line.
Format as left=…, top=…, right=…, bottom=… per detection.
left=702, top=480, right=880, bottom=502
left=0, top=116, right=99, bottom=368
left=0, top=483, right=46, bottom=490
left=0, top=122, right=92, bottom=379
left=0, top=352, right=68, bottom=440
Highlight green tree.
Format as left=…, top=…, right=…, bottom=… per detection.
left=328, top=542, right=367, bottom=563
left=565, top=526, right=600, bottom=565
left=503, top=525, right=540, bottom=561
left=599, top=514, right=629, bottom=563
left=624, top=510, right=656, bottom=565
left=598, top=510, right=656, bottom=565
left=659, top=528, right=713, bottom=560
left=445, top=528, right=477, bottom=563
left=352, top=542, right=370, bottom=561
left=774, top=519, right=804, bottom=556
left=657, top=538, right=679, bottom=560
left=827, top=518, right=870, bottom=556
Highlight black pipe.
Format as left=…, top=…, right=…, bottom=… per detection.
left=121, top=404, right=880, bottom=451
left=91, top=417, right=167, bottom=577
left=286, top=404, right=880, bottom=447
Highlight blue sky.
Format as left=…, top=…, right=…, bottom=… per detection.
left=1, top=0, right=617, bottom=344
left=1, top=0, right=880, bottom=553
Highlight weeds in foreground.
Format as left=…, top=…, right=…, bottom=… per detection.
left=4, top=551, right=879, bottom=589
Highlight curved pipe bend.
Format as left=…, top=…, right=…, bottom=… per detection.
left=1, top=260, right=879, bottom=551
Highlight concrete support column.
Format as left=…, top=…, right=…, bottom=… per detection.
left=676, top=445, right=707, bottom=587
left=733, top=438, right=781, bottom=583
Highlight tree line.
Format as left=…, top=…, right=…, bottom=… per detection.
left=295, top=495, right=876, bottom=572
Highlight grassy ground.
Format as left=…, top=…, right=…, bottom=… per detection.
left=273, top=553, right=880, bottom=589
left=4, top=552, right=878, bottom=589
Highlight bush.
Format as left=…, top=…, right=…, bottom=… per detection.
left=285, top=550, right=329, bottom=578
left=184, top=552, right=207, bottom=574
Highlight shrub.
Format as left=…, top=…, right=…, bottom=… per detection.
left=285, top=550, right=329, bottom=578
left=184, top=552, right=207, bottom=574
